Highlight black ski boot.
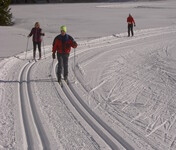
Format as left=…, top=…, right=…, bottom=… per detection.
left=64, top=76, right=69, bottom=85
left=57, top=76, right=63, bottom=87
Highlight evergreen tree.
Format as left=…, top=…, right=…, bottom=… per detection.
left=0, top=0, right=12, bottom=26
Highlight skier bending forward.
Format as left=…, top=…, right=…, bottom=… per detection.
left=52, top=25, right=77, bottom=83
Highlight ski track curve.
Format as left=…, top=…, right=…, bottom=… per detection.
left=67, top=26, right=176, bottom=150
left=1, top=26, right=176, bottom=149
left=52, top=62, right=131, bottom=150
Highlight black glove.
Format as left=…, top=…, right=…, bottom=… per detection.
left=134, top=24, right=136, bottom=27
left=52, top=53, right=56, bottom=59
left=73, top=41, right=78, bottom=48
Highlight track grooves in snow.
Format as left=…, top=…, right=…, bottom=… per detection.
left=65, top=26, right=176, bottom=150
left=63, top=82, right=134, bottom=150
left=19, top=61, right=50, bottom=150
left=1, top=25, right=174, bottom=149
left=49, top=27, right=176, bottom=150
left=64, top=84, right=123, bottom=149
left=51, top=59, right=133, bottom=149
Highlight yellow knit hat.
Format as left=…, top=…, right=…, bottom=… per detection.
left=60, top=25, right=67, bottom=32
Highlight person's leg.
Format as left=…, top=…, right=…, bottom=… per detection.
left=63, top=54, right=69, bottom=80
left=33, top=42, right=37, bottom=59
left=128, top=24, right=130, bottom=37
left=38, top=42, right=41, bottom=59
left=57, top=53, right=62, bottom=82
left=131, top=25, right=134, bottom=36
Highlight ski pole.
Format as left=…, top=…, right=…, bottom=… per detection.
left=42, top=37, right=46, bottom=59
left=74, top=48, right=76, bottom=80
left=25, top=37, right=29, bottom=60
left=49, top=59, right=54, bottom=77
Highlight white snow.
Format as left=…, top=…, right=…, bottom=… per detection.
left=1, top=0, right=176, bottom=149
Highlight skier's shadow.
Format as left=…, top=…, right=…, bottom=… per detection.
left=0, top=80, right=20, bottom=83
left=0, top=78, right=58, bottom=84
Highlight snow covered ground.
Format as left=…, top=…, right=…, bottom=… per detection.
left=1, top=0, right=176, bottom=149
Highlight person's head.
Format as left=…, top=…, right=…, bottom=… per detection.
left=129, top=13, right=132, bottom=17
left=60, top=25, right=67, bottom=36
left=35, top=22, right=40, bottom=28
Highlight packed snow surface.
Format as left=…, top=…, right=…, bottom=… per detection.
left=1, top=0, right=176, bottom=149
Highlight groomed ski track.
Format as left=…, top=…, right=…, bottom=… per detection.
left=1, top=26, right=176, bottom=149
left=58, top=26, right=176, bottom=150
left=18, top=61, right=50, bottom=150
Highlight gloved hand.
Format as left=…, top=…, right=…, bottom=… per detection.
left=52, top=53, right=56, bottom=59
left=134, top=24, right=136, bottom=27
left=73, top=41, right=78, bottom=48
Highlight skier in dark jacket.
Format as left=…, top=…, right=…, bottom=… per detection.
left=52, top=25, right=77, bottom=83
left=28, top=22, right=45, bottom=60
left=127, top=14, right=136, bottom=37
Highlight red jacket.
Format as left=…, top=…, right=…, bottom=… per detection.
left=29, top=27, right=44, bottom=42
left=52, top=34, right=77, bottom=54
left=127, top=16, right=135, bottom=25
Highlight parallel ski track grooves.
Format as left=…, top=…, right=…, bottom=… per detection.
left=66, top=28, right=176, bottom=150
left=62, top=82, right=134, bottom=150
left=54, top=28, right=176, bottom=150
left=43, top=26, right=175, bottom=150
left=52, top=77, right=122, bottom=149
left=53, top=71, right=133, bottom=148
left=19, top=61, right=50, bottom=150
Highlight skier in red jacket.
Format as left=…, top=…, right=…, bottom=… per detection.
left=127, top=14, right=136, bottom=37
left=52, top=25, right=77, bottom=83
left=28, top=22, right=45, bottom=60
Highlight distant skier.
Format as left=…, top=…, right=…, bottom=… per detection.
left=127, top=14, right=136, bottom=37
left=52, top=25, right=77, bottom=83
left=28, top=22, right=45, bottom=60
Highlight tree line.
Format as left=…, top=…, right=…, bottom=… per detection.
left=11, top=0, right=103, bottom=3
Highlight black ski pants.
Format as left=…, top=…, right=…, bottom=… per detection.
left=33, top=41, right=41, bottom=59
left=57, top=53, right=69, bottom=81
left=128, top=24, right=134, bottom=37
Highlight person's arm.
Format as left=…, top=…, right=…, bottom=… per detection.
left=132, top=18, right=136, bottom=26
left=52, top=39, right=58, bottom=53
left=72, top=40, right=77, bottom=48
left=69, top=35, right=77, bottom=48
left=52, top=37, right=58, bottom=59
left=127, top=18, right=129, bottom=23
left=28, top=28, right=33, bottom=37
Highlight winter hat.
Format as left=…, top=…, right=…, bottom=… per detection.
left=60, top=25, right=67, bottom=32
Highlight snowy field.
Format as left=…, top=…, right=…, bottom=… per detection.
left=1, top=0, right=176, bottom=149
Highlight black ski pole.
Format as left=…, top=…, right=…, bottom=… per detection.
left=42, top=37, right=46, bottom=59
left=25, top=37, right=29, bottom=60
left=74, top=48, right=76, bottom=81
left=49, top=59, right=54, bottom=77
